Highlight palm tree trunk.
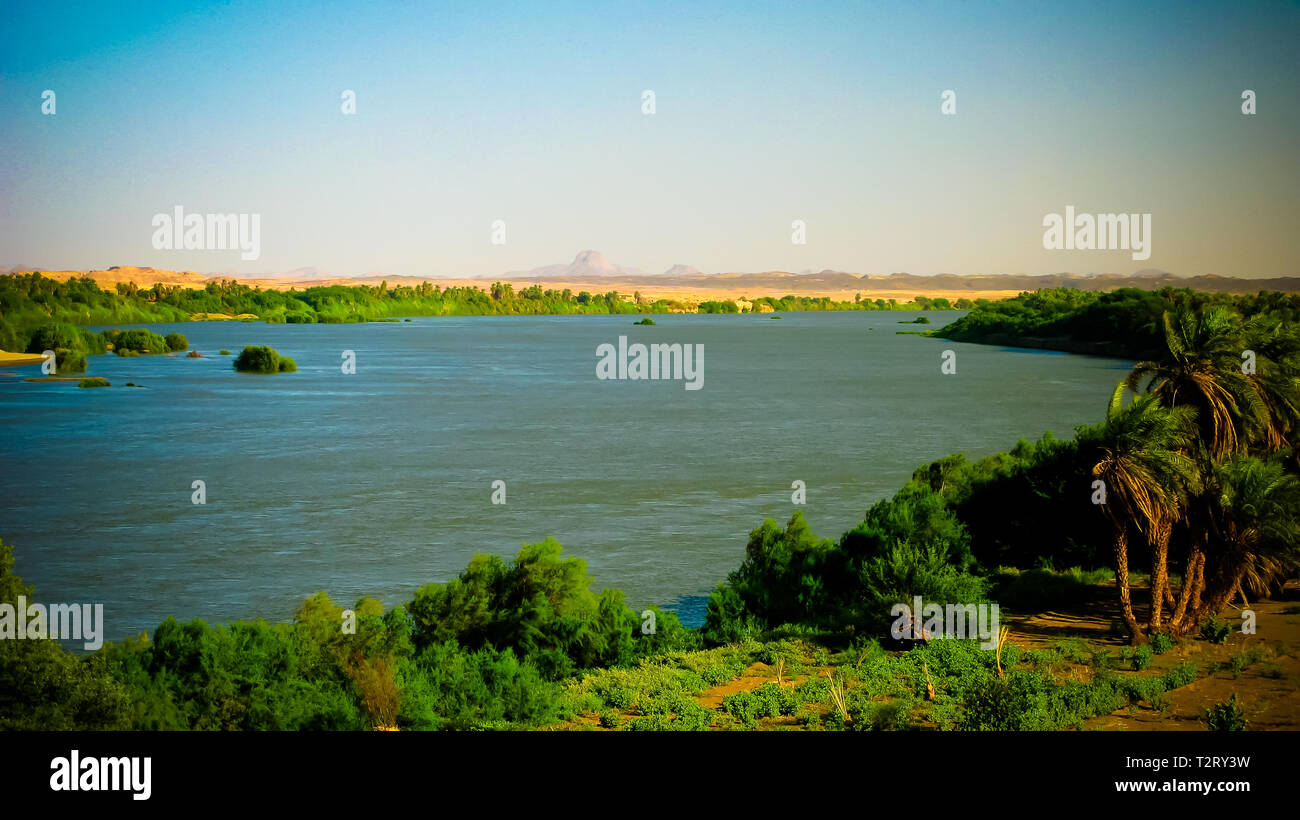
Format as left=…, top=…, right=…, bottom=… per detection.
left=1169, top=545, right=1204, bottom=636
left=1148, top=522, right=1171, bottom=632
left=1195, top=561, right=1248, bottom=624
left=1113, top=529, right=1142, bottom=643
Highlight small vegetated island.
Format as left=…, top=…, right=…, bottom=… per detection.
left=233, top=345, right=297, bottom=373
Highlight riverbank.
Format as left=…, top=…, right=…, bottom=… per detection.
left=0, top=350, right=46, bottom=366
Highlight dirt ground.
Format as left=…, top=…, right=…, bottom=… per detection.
left=1004, top=581, right=1300, bottom=730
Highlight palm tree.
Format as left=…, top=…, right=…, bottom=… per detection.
left=1240, top=315, right=1300, bottom=455
left=1125, top=306, right=1269, bottom=460
left=1193, top=455, right=1300, bottom=622
left=1088, top=384, right=1197, bottom=642
left=1126, top=305, right=1300, bottom=633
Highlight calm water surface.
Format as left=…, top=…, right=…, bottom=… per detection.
left=0, top=311, right=1131, bottom=638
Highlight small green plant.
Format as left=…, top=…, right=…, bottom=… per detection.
left=1227, top=647, right=1264, bottom=679
left=598, top=711, right=622, bottom=729
left=164, top=332, right=188, bottom=351
left=1205, top=694, right=1247, bottom=731
left=77, top=377, right=110, bottom=388
left=1149, top=632, right=1174, bottom=654
left=1131, top=644, right=1153, bottom=671
left=1200, top=616, right=1232, bottom=645
left=633, top=317, right=656, bottom=325
left=1161, top=661, right=1198, bottom=689
left=219, top=349, right=231, bottom=355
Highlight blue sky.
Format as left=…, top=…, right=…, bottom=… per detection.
left=1, top=0, right=1297, bottom=278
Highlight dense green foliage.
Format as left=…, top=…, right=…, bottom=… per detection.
left=233, top=345, right=297, bottom=374
left=0, top=273, right=972, bottom=359
left=55, top=349, right=87, bottom=374
left=0, top=539, right=131, bottom=730
left=105, top=328, right=171, bottom=355
left=936, top=286, right=1300, bottom=358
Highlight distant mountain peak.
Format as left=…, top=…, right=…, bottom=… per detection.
left=511, top=250, right=644, bottom=279
left=663, top=264, right=704, bottom=277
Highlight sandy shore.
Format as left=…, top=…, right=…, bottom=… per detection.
left=0, top=350, right=47, bottom=366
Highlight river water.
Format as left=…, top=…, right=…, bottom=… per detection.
left=0, top=311, right=1131, bottom=638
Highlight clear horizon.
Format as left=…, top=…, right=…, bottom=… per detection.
left=2, top=0, right=1297, bottom=279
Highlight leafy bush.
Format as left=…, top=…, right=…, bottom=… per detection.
left=409, top=539, right=646, bottom=679
left=164, top=332, right=188, bottom=351
left=233, top=345, right=297, bottom=374
left=106, top=328, right=170, bottom=355
left=0, top=539, right=131, bottom=730
left=77, top=377, right=110, bottom=388
left=599, top=710, right=622, bottom=729
left=397, top=641, right=564, bottom=730
left=1200, top=616, right=1232, bottom=645
left=55, top=348, right=87, bottom=374
left=1205, top=694, right=1247, bottom=731
left=1131, top=644, right=1153, bottom=671
left=1161, top=661, right=1198, bottom=689
left=702, top=582, right=764, bottom=646
left=1149, top=632, right=1174, bottom=654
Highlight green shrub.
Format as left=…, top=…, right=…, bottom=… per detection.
left=1131, top=644, right=1153, bottom=671
left=1205, top=694, right=1247, bottom=731
left=164, top=332, right=188, bottom=351
left=77, top=377, right=110, bottom=388
left=409, top=540, right=646, bottom=679
left=397, top=641, right=564, bottom=730
left=219, top=349, right=231, bottom=355
left=702, top=582, right=764, bottom=646
left=233, top=345, right=297, bottom=374
left=106, top=328, right=169, bottom=355
left=54, top=348, right=87, bottom=374
left=1149, top=632, right=1174, bottom=654
left=25, top=323, right=86, bottom=354
left=1200, top=616, right=1232, bottom=645
left=848, top=694, right=914, bottom=731
left=1161, top=661, right=1198, bottom=689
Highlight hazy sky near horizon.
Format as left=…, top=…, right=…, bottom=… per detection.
left=2, top=0, right=1297, bottom=279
